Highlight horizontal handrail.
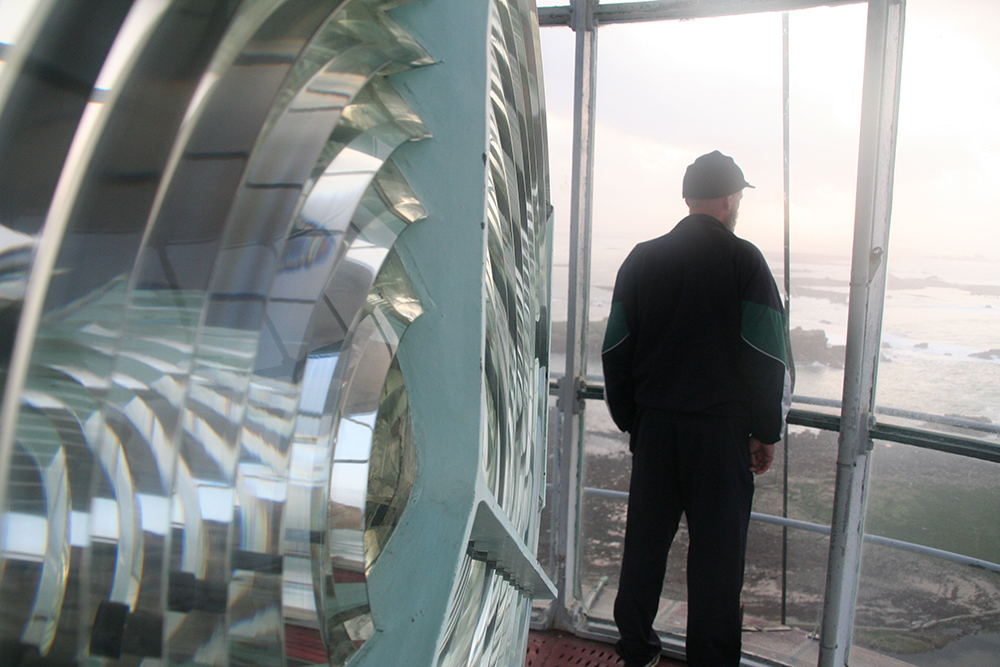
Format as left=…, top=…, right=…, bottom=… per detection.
left=794, top=394, right=1000, bottom=436
left=576, top=486, right=1000, bottom=575
left=549, top=377, right=1000, bottom=464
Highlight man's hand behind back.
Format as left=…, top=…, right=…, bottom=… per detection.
left=749, top=438, right=775, bottom=474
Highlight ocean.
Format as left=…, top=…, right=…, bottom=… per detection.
left=780, top=252, right=999, bottom=428
left=552, top=250, right=1000, bottom=435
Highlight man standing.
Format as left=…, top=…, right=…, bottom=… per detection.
left=602, top=151, right=791, bottom=667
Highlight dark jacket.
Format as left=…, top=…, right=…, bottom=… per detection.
left=601, top=214, right=790, bottom=445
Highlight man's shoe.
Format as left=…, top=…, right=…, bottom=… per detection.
left=619, top=651, right=660, bottom=667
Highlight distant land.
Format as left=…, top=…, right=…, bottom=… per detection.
left=886, top=274, right=1000, bottom=296
left=760, top=250, right=998, bottom=264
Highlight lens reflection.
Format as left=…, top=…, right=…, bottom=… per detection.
left=1, top=0, right=552, bottom=665
left=1, top=1, right=431, bottom=665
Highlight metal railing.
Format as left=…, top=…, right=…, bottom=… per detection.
left=556, top=377, right=1000, bottom=464
left=577, top=487, right=1000, bottom=575
left=548, top=375, right=1000, bottom=577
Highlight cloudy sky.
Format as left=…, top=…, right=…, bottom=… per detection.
left=2, top=0, right=996, bottom=268
left=537, top=0, right=1000, bottom=273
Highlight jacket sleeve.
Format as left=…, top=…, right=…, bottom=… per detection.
left=739, top=256, right=792, bottom=444
left=602, top=259, right=638, bottom=434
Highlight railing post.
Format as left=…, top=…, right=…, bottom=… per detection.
left=818, top=1, right=905, bottom=665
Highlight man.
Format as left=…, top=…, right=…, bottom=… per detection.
left=602, top=151, right=791, bottom=667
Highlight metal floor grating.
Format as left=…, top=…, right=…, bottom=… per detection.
left=525, top=630, right=683, bottom=667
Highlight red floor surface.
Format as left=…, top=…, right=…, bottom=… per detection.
left=525, top=630, right=684, bottom=667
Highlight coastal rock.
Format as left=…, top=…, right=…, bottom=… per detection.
left=790, top=327, right=845, bottom=368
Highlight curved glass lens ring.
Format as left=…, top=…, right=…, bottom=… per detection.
left=302, top=233, right=423, bottom=663
left=482, top=0, right=549, bottom=542
left=1, top=1, right=432, bottom=665
left=1, top=1, right=250, bottom=660
left=2, top=0, right=554, bottom=665
left=438, top=0, right=549, bottom=663
left=77, top=4, right=357, bottom=664
left=437, top=556, right=489, bottom=667
left=365, top=353, right=415, bottom=568
left=163, top=5, right=430, bottom=665
left=9, top=403, right=70, bottom=651
left=0, top=6, right=171, bottom=618
left=436, top=555, right=532, bottom=667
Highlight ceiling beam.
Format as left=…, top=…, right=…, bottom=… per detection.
left=539, top=0, right=864, bottom=27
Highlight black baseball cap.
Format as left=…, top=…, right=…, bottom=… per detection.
left=682, top=150, right=755, bottom=199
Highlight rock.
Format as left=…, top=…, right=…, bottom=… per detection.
left=790, top=327, right=846, bottom=368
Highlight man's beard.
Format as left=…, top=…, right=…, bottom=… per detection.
left=724, top=209, right=739, bottom=231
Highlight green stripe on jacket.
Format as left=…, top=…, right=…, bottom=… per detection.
left=603, top=301, right=630, bottom=353
left=741, top=300, right=787, bottom=365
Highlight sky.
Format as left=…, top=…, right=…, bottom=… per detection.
left=537, top=0, right=1000, bottom=270
left=2, top=0, right=997, bottom=270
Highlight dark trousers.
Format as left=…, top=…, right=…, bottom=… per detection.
left=613, top=410, right=755, bottom=667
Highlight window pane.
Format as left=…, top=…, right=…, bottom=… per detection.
left=855, top=443, right=1000, bottom=665
left=785, top=3, right=867, bottom=406
left=875, top=0, right=1000, bottom=440
left=573, top=6, right=868, bottom=661
left=588, top=13, right=786, bottom=367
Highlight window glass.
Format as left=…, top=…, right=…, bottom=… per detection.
left=570, top=4, right=868, bottom=655
left=854, top=0, right=1000, bottom=663
left=584, top=6, right=789, bottom=636
left=875, top=0, right=1000, bottom=440
left=856, top=443, right=1000, bottom=665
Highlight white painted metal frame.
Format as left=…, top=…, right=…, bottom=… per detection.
left=819, top=1, right=905, bottom=664
left=551, top=0, right=599, bottom=632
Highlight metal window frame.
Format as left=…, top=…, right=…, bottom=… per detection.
left=550, top=0, right=599, bottom=632
left=541, top=1, right=915, bottom=665
left=819, top=1, right=905, bottom=664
